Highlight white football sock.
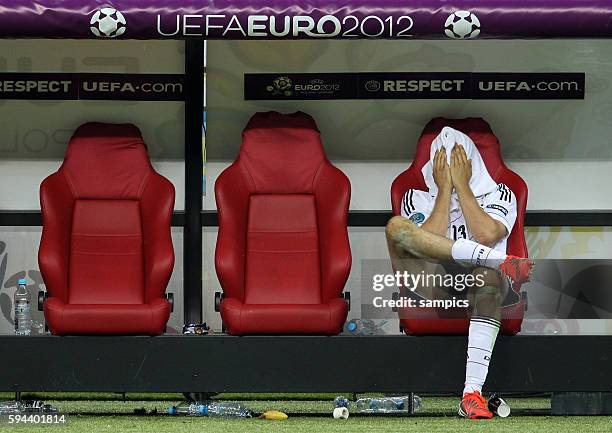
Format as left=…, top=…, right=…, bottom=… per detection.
left=463, top=316, right=500, bottom=395
left=451, top=238, right=507, bottom=269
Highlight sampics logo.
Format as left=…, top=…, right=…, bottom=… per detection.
left=267, top=76, right=293, bottom=96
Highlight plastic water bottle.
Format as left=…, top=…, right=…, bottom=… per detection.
left=0, top=401, right=23, bottom=415
left=23, top=400, right=58, bottom=413
left=0, top=400, right=57, bottom=415
left=14, top=279, right=31, bottom=335
left=167, top=402, right=207, bottom=416
left=206, top=402, right=251, bottom=418
left=344, top=319, right=388, bottom=335
left=352, top=395, right=422, bottom=413
left=168, top=402, right=251, bottom=418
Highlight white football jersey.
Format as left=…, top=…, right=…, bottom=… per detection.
left=400, top=183, right=517, bottom=253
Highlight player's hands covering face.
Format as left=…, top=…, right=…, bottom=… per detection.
left=433, top=147, right=452, bottom=193
left=450, top=143, right=472, bottom=190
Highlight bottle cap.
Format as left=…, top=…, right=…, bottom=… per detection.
left=199, top=406, right=208, bottom=415
left=167, top=406, right=177, bottom=415
left=18, top=279, right=27, bottom=285
left=347, top=322, right=357, bottom=332
left=333, top=396, right=349, bottom=408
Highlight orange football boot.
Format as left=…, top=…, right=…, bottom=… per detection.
left=459, top=391, right=493, bottom=419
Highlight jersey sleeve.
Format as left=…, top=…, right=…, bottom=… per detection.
left=482, top=183, right=517, bottom=235
left=399, top=189, right=434, bottom=226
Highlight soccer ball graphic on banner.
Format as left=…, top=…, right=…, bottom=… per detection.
left=444, top=11, right=481, bottom=39
left=90, top=8, right=127, bottom=38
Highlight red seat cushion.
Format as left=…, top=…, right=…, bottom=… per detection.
left=220, top=298, right=348, bottom=335
left=44, top=298, right=170, bottom=336
left=39, top=123, right=175, bottom=335
left=391, top=118, right=529, bottom=336
left=215, top=112, right=351, bottom=335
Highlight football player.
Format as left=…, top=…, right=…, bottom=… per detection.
left=386, top=127, right=533, bottom=419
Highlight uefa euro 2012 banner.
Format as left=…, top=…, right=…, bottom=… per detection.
left=1, top=1, right=612, bottom=40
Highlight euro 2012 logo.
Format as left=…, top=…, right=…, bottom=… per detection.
left=267, top=76, right=293, bottom=96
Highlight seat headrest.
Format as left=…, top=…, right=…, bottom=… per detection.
left=415, top=117, right=506, bottom=180
left=238, top=111, right=327, bottom=194
left=60, top=122, right=153, bottom=199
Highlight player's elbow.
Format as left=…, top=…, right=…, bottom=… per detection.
left=473, top=220, right=508, bottom=246
left=472, top=231, right=499, bottom=247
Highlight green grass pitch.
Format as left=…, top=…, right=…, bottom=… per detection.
left=1, top=393, right=610, bottom=433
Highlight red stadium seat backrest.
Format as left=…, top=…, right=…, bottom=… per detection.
left=39, top=123, right=175, bottom=335
left=215, top=112, right=351, bottom=334
left=390, top=118, right=528, bottom=335
left=391, top=117, right=528, bottom=257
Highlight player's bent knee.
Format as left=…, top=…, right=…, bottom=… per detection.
left=385, top=215, right=416, bottom=239
left=385, top=215, right=405, bottom=233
